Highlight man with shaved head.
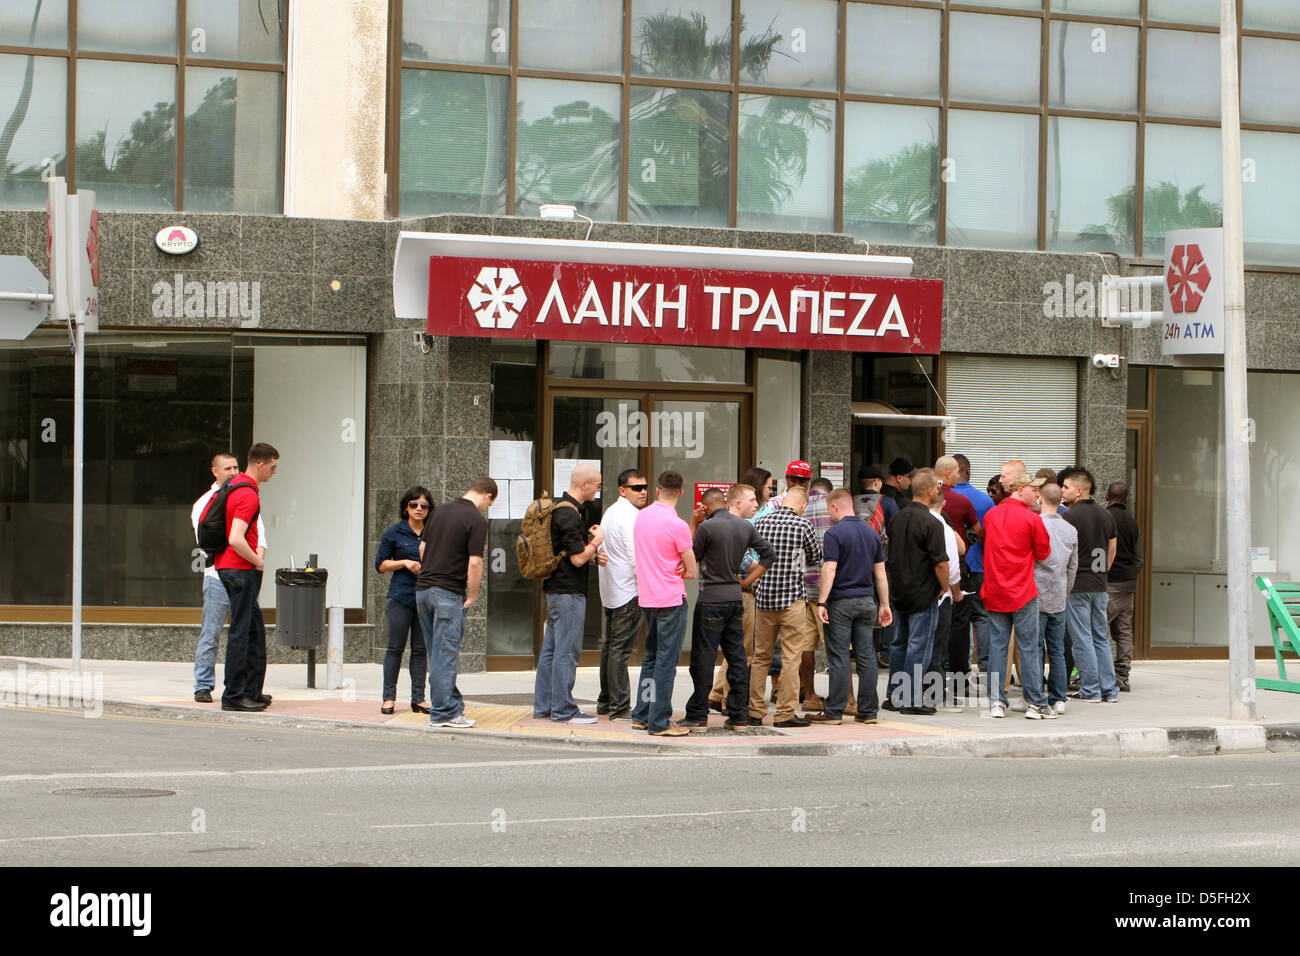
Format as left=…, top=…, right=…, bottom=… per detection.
left=1000, top=459, right=1027, bottom=492
left=535, top=461, right=605, bottom=724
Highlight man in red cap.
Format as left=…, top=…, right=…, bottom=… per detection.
left=770, top=460, right=828, bottom=711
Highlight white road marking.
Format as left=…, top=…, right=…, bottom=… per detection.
left=370, top=804, right=842, bottom=829
left=0, top=830, right=191, bottom=844
left=0, top=754, right=692, bottom=784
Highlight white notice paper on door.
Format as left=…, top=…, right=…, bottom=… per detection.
left=553, top=458, right=602, bottom=499
left=489, top=440, right=533, bottom=480
left=510, top=481, right=534, bottom=520
left=488, top=480, right=510, bottom=520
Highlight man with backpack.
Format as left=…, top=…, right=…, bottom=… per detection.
left=206, top=442, right=279, bottom=712
left=532, top=463, right=605, bottom=724
left=190, top=452, right=267, bottom=704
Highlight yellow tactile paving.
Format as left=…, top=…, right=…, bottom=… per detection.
left=384, top=704, right=532, bottom=731
left=873, top=719, right=972, bottom=737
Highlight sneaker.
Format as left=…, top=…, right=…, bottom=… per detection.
left=724, top=718, right=749, bottom=731
left=854, top=715, right=878, bottom=724
left=1009, top=697, right=1029, bottom=713
left=563, top=713, right=598, bottom=724
left=432, top=715, right=476, bottom=729
left=1052, top=700, right=1067, bottom=715
left=1025, top=705, right=1059, bottom=720
left=1101, top=696, right=1119, bottom=703
left=1117, top=678, right=1131, bottom=692
left=900, top=706, right=936, bottom=716
left=773, top=716, right=812, bottom=728
left=1067, top=692, right=1102, bottom=703
left=679, top=717, right=709, bottom=733
left=806, top=713, right=841, bottom=725
left=193, top=689, right=213, bottom=703
left=989, top=701, right=1006, bottom=718
left=649, top=723, right=690, bottom=737
left=631, top=720, right=648, bottom=730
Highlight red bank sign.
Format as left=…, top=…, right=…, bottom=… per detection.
left=427, top=256, right=942, bottom=354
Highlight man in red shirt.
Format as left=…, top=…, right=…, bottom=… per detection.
left=981, top=472, right=1054, bottom=720
left=214, top=442, right=279, bottom=712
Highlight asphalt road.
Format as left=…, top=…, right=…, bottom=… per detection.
left=1, top=707, right=1297, bottom=867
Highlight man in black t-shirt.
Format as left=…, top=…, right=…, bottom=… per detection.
left=1105, top=481, right=1143, bottom=692
left=416, top=477, right=496, bottom=729
left=1061, top=467, right=1119, bottom=703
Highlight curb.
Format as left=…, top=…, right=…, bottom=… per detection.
left=96, top=698, right=1300, bottom=759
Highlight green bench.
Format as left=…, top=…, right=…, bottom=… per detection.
left=1257, top=575, right=1300, bottom=694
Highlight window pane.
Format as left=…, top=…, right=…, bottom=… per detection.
left=183, top=67, right=282, bottom=213
left=1046, top=117, right=1135, bottom=254
left=515, top=78, right=620, bottom=219
left=518, top=0, right=622, bottom=74
left=842, top=102, right=939, bottom=244
left=1242, top=37, right=1300, bottom=126
left=966, top=0, right=1042, bottom=8
left=739, top=0, right=838, bottom=91
left=737, top=93, right=835, bottom=231
left=1141, top=124, right=1222, bottom=256
left=1, top=0, right=68, bottom=47
left=0, top=55, right=66, bottom=207
left=78, top=0, right=176, bottom=56
left=1242, top=130, right=1300, bottom=266
left=631, top=0, right=731, bottom=81
left=1145, top=29, right=1219, bottom=119
left=628, top=86, right=729, bottom=226
left=945, top=110, right=1039, bottom=250
left=1244, top=0, right=1300, bottom=32
left=549, top=342, right=746, bottom=383
left=845, top=3, right=940, bottom=99
left=1049, top=0, right=1138, bottom=15
left=75, top=59, right=176, bottom=210
left=400, top=69, right=508, bottom=216
left=949, top=13, right=1040, bottom=106
left=402, top=0, right=509, bottom=66
left=1048, top=20, right=1137, bottom=112
left=1148, top=0, right=1219, bottom=25
left=186, top=0, right=285, bottom=63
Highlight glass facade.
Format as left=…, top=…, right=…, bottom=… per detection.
left=0, top=0, right=286, bottom=210
left=391, top=0, right=1300, bottom=264
left=0, top=332, right=367, bottom=610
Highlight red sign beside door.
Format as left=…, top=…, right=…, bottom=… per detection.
left=426, top=256, right=942, bottom=354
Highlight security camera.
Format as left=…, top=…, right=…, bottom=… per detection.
left=1092, top=353, right=1120, bottom=369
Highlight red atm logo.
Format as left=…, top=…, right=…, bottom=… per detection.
left=1166, top=243, right=1211, bottom=313
left=428, top=256, right=943, bottom=354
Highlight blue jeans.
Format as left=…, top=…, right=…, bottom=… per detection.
left=417, top=587, right=467, bottom=724
left=1039, top=609, right=1068, bottom=704
left=194, top=573, right=229, bottom=691
left=535, top=592, right=586, bottom=721
left=988, top=597, right=1044, bottom=708
left=982, top=600, right=1045, bottom=707
left=632, top=601, right=688, bottom=733
left=969, top=577, right=991, bottom=671
left=825, top=595, right=878, bottom=719
left=1067, top=591, right=1118, bottom=700
left=888, top=604, right=938, bottom=708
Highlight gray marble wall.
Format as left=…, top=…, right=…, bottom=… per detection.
left=0, top=622, right=374, bottom=663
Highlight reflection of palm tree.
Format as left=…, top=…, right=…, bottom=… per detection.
left=1078, top=181, right=1222, bottom=253
left=842, top=141, right=939, bottom=241
left=0, top=0, right=53, bottom=185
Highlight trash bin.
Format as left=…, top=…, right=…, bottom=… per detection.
left=275, top=568, right=328, bottom=648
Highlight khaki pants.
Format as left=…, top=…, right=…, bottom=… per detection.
left=1107, top=588, right=1135, bottom=680
left=751, top=602, right=810, bottom=721
left=710, top=591, right=755, bottom=703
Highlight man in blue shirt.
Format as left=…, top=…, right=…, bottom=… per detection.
left=812, top=489, right=892, bottom=724
left=951, top=454, right=995, bottom=683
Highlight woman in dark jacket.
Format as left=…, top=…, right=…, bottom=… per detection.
left=376, top=486, right=433, bottom=714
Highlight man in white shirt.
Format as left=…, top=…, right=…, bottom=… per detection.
left=191, top=453, right=266, bottom=703
left=927, top=477, right=964, bottom=708
left=595, top=469, right=647, bottom=720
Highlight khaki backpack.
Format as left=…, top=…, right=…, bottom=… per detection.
left=515, top=493, right=581, bottom=579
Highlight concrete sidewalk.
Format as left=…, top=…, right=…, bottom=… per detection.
left=4, top=656, right=1300, bottom=758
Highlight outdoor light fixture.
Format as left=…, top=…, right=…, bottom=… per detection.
left=538, top=203, right=595, bottom=240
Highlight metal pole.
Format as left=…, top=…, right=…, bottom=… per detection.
left=72, top=314, right=84, bottom=675
left=1220, top=0, right=1255, bottom=719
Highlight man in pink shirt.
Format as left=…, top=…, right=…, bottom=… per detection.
left=630, top=471, right=698, bottom=737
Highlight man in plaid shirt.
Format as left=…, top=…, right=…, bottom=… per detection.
left=750, top=485, right=822, bottom=728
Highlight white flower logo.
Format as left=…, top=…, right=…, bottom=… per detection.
left=466, top=266, right=527, bottom=329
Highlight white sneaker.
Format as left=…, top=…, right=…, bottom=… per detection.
left=1052, top=700, right=1066, bottom=715
left=1009, top=697, right=1028, bottom=712
left=1025, top=705, right=1059, bottom=720
left=564, top=713, right=598, bottom=724
left=989, top=701, right=1006, bottom=718
left=432, top=715, right=476, bottom=729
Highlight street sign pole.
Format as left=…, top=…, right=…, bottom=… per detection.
left=1220, top=0, right=1255, bottom=719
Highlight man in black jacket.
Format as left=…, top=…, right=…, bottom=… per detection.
left=1105, top=481, right=1143, bottom=692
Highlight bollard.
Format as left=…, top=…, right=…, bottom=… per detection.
left=326, top=604, right=344, bottom=689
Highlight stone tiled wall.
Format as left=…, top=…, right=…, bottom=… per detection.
left=0, top=623, right=374, bottom=664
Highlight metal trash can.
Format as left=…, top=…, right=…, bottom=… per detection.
left=275, top=568, right=328, bottom=648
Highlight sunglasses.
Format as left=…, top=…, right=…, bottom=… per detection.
left=622, top=483, right=648, bottom=492
left=408, top=501, right=430, bottom=510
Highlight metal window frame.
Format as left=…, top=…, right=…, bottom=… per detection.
left=0, top=0, right=289, bottom=212
left=385, top=0, right=1300, bottom=271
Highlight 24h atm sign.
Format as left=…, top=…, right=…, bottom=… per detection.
left=427, top=256, right=943, bottom=354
